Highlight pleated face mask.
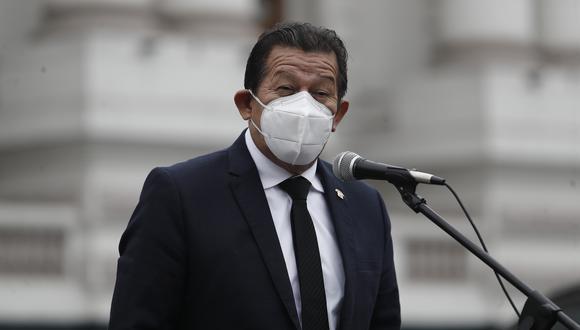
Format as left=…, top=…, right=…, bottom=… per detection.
left=249, top=90, right=334, bottom=165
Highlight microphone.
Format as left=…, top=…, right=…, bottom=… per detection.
left=332, top=151, right=445, bottom=185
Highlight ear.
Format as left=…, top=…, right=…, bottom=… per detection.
left=332, top=99, right=349, bottom=132
left=234, top=89, right=254, bottom=120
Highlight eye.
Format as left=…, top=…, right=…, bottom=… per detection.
left=312, top=90, right=331, bottom=100
left=277, top=86, right=295, bottom=95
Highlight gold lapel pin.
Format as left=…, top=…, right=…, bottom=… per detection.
left=335, top=188, right=344, bottom=200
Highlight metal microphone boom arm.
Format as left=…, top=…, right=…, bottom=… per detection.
left=393, top=181, right=580, bottom=330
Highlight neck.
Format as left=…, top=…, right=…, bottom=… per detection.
left=278, top=160, right=314, bottom=176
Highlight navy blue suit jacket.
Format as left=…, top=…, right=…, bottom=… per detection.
left=109, top=132, right=400, bottom=329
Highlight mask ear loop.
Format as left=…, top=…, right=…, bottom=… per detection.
left=247, top=89, right=271, bottom=139
left=248, top=89, right=269, bottom=109
left=249, top=118, right=270, bottom=139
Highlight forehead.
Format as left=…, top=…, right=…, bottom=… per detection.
left=263, top=46, right=338, bottom=82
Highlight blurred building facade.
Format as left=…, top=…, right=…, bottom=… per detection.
left=0, top=0, right=579, bottom=329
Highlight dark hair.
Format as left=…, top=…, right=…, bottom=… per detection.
left=244, top=22, right=348, bottom=99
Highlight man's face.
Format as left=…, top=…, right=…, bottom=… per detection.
left=234, top=46, right=349, bottom=173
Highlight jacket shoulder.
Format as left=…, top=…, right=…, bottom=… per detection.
left=159, top=148, right=230, bottom=184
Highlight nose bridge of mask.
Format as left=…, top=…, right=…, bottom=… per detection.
left=248, top=89, right=334, bottom=117
left=257, top=92, right=325, bottom=140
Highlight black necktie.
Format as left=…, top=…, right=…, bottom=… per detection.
left=279, top=176, right=329, bottom=330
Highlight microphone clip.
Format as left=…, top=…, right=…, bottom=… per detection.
left=393, top=180, right=427, bottom=214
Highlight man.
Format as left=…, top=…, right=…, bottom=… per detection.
left=109, top=22, right=400, bottom=330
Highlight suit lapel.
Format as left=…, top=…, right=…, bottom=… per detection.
left=227, top=133, right=301, bottom=330
left=318, top=161, right=357, bottom=330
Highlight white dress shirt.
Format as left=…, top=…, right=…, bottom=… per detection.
left=244, top=130, right=345, bottom=330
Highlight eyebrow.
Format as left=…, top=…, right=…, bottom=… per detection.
left=272, top=70, right=336, bottom=86
left=272, top=71, right=297, bottom=83
left=319, top=74, right=336, bottom=84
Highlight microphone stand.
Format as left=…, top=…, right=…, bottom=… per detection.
left=391, top=180, right=580, bottom=330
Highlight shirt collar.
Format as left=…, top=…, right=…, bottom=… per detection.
left=244, top=129, right=324, bottom=193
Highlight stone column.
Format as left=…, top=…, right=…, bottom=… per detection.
left=436, top=0, right=535, bottom=63
left=538, top=0, right=580, bottom=62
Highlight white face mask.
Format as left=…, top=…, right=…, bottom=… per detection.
left=249, top=90, right=335, bottom=166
